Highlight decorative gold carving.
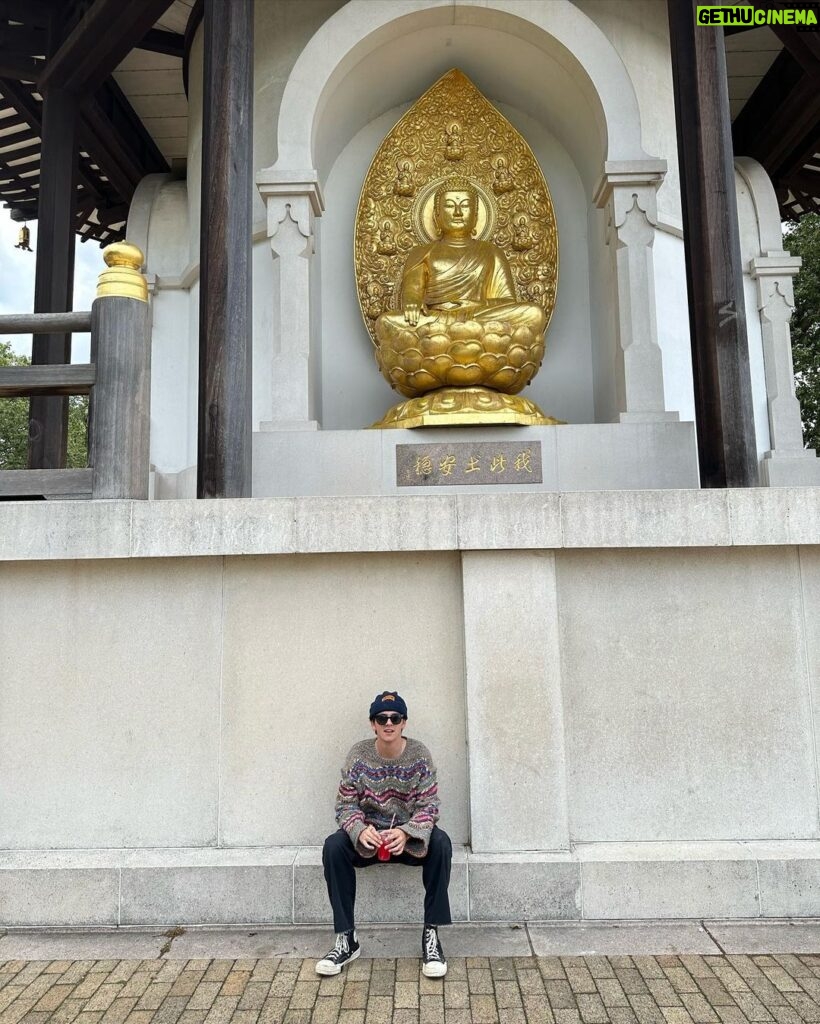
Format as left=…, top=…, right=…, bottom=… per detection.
left=444, top=121, right=464, bottom=161
left=394, top=160, right=416, bottom=197
left=491, top=155, right=514, bottom=194
left=96, top=242, right=148, bottom=302
left=376, top=219, right=398, bottom=256
left=512, top=213, right=534, bottom=252
left=372, top=387, right=565, bottom=429
left=354, top=68, right=559, bottom=428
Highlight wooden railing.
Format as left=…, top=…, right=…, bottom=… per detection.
left=0, top=243, right=151, bottom=501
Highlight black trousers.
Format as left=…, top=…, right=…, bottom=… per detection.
left=322, top=826, right=453, bottom=934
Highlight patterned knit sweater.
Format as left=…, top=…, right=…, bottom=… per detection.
left=335, top=737, right=439, bottom=858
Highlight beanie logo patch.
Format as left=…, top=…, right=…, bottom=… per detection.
left=382, top=693, right=396, bottom=701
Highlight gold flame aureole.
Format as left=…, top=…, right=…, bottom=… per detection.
left=354, top=69, right=558, bottom=348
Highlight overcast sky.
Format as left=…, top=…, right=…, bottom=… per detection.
left=1, top=211, right=102, bottom=363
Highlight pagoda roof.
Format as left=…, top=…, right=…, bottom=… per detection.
left=0, top=0, right=195, bottom=245
left=0, top=0, right=818, bottom=242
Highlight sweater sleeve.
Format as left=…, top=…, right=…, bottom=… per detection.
left=334, top=753, right=367, bottom=849
left=397, top=749, right=439, bottom=857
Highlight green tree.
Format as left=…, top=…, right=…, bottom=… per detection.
left=0, top=341, right=89, bottom=469
left=784, top=213, right=820, bottom=453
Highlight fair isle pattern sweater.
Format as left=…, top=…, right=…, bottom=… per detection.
left=335, top=737, right=439, bottom=858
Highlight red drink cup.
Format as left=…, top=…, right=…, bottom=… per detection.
left=377, top=837, right=391, bottom=861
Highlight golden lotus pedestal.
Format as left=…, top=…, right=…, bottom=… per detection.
left=372, top=387, right=563, bottom=429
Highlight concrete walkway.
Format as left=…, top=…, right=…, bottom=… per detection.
left=2, top=922, right=820, bottom=1024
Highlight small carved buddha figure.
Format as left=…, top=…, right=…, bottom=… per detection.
left=492, top=155, right=514, bottom=194
left=376, top=219, right=398, bottom=255
left=364, top=280, right=385, bottom=320
left=444, top=122, right=464, bottom=161
left=374, top=177, right=546, bottom=394
left=512, top=213, right=534, bottom=251
left=394, top=160, right=415, bottom=197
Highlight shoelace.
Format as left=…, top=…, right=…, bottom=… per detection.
left=327, top=932, right=350, bottom=961
left=424, top=928, right=441, bottom=960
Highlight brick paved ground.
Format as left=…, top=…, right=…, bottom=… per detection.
left=3, top=953, right=820, bottom=1024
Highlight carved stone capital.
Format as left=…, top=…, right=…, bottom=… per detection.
left=749, top=254, right=802, bottom=276
left=255, top=168, right=325, bottom=243
left=267, top=202, right=315, bottom=258
left=593, top=159, right=667, bottom=228
left=756, top=277, right=795, bottom=321
left=750, top=256, right=802, bottom=324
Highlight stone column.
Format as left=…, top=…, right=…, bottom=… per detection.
left=751, top=254, right=820, bottom=486
left=461, top=550, right=570, bottom=853
left=594, top=160, right=678, bottom=423
left=255, top=171, right=324, bottom=431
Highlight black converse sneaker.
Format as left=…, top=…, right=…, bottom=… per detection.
left=422, top=925, right=447, bottom=977
left=315, top=929, right=361, bottom=976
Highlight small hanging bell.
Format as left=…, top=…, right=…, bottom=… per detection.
left=14, top=223, right=32, bottom=252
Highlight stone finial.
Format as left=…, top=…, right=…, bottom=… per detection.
left=96, top=242, right=148, bottom=302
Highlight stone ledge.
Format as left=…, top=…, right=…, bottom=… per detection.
left=1, top=488, right=819, bottom=561
left=4, top=842, right=820, bottom=927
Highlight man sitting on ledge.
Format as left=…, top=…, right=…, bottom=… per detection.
left=316, top=691, right=452, bottom=978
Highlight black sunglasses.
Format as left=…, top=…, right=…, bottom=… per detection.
left=373, top=713, right=405, bottom=726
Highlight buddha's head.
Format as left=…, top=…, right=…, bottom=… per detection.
left=433, top=176, right=479, bottom=240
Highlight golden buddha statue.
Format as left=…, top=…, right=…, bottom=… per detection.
left=354, top=69, right=560, bottom=428
left=375, top=176, right=546, bottom=395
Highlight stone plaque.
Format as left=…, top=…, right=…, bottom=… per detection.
left=396, top=441, right=542, bottom=486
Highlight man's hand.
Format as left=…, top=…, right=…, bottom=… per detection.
left=380, top=828, right=409, bottom=855
left=403, top=302, right=421, bottom=327
left=359, top=825, right=382, bottom=850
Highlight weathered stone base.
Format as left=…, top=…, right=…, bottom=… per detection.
left=3, top=842, right=820, bottom=928
left=252, top=422, right=699, bottom=496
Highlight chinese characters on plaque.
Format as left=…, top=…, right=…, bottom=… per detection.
left=396, top=441, right=543, bottom=486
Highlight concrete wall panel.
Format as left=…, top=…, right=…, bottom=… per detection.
left=556, top=547, right=819, bottom=842
left=0, top=558, right=223, bottom=848
left=218, top=552, right=468, bottom=847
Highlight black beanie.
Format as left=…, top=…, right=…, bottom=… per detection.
left=369, top=690, right=408, bottom=719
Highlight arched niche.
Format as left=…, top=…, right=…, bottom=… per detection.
left=256, top=0, right=673, bottom=430
left=272, top=0, right=651, bottom=187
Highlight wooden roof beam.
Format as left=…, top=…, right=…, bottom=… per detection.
left=0, top=0, right=54, bottom=26
left=0, top=22, right=49, bottom=56
left=80, top=77, right=169, bottom=201
left=757, top=0, right=820, bottom=81
left=38, top=0, right=177, bottom=96
left=0, top=54, right=45, bottom=81
left=138, top=28, right=184, bottom=59
left=781, top=168, right=820, bottom=194
left=732, top=50, right=820, bottom=173
left=0, top=76, right=104, bottom=200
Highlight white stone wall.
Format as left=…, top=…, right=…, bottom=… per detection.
left=3, top=493, right=820, bottom=923
left=0, top=550, right=468, bottom=851
left=3, top=492, right=820, bottom=853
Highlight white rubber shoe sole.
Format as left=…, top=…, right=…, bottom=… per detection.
left=422, top=959, right=448, bottom=978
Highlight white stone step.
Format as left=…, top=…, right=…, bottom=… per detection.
left=3, top=841, right=820, bottom=928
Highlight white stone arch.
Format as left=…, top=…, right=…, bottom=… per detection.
left=272, top=0, right=651, bottom=178
left=256, top=0, right=674, bottom=428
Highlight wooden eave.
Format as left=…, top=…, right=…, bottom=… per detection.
left=0, top=0, right=192, bottom=244
left=2, top=0, right=819, bottom=242
left=726, top=12, right=820, bottom=220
